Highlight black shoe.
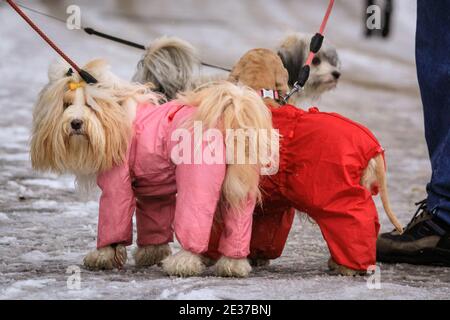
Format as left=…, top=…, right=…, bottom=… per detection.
left=377, top=199, right=450, bottom=266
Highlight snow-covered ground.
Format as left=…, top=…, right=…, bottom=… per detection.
left=0, top=0, right=449, bottom=299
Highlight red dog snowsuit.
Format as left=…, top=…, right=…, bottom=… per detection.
left=207, top=104, right=383, bottom=271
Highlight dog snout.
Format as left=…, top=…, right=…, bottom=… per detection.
left=71, top=119, right=83, bottom=130
left=332, top=71, right=341, bottom=80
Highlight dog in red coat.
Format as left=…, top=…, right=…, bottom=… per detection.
left=205, top=48, right=403, bottom=275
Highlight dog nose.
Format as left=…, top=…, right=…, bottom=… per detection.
left=332, top=71, right=341, bottom=79
left=71, top=119, right=83, bottom=130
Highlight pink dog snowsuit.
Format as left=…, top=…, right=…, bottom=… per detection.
left=96, top=101, right=255, bottom=258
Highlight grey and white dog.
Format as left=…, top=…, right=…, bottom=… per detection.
left=132, top=33, right=341, bottom=106
left=277, top=33, right=341, bottom=106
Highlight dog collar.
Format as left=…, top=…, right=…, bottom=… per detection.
left=259, top=89, right=279, bottom=100
left=69, top=81, right=86, bottom=91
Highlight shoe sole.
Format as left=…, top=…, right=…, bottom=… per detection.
left=377, top=247, right=450, bottom=267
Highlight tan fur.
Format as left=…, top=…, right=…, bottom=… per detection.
left=134, top=244, right=172, bottom=267
left=83, top=245, right=127, bottom=270
left=229, top=48, right=289, bottom=107
left=178, top=81, right=275, bottom=209
left=162, top=249, right=206, bottom=277
left=361, top=154, right=403, bottom=233
left=34, top=58, right=272, bottom=275
left=30, top=59, right=160, bottom=190
left=215, top=256, right=252, bottom=278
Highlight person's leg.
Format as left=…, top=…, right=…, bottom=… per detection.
left=416, top=0, right=450, bottom=225
left=377, top=1, right=450, bottom=266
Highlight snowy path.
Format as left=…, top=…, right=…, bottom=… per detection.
left=0, top=0, right=449, bottom=299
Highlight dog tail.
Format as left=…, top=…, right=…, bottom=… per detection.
left=132, top=36, right=200, bottom=100
left=179, top=81, right=275, bottom=210
left=373, top=154, right=404, bottom=234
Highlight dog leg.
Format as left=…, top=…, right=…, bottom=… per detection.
left=327, top=258, right=367, bottom=276
left=83, top=245, right=127, bottom=271
left=162, top=249, right=205, bottom=277
left=216, top=257, right=252, bottom=278
left=249, top=258, right=270, bottom=267
left=134, top=244, right=172, bottom=268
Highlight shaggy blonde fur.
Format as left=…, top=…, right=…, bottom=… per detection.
left=83, top=245, right=127, bottom=270
left=30, top=59, right=159, bottom=191
left=215, top=257, right=252, bottom=278
left=178, top=81, right=275, bottom=209
left=134, top=244, right=172, bottom=267
left=33, top=58, right=273, bottom=274
left=162, top=249, right=206, bottom=277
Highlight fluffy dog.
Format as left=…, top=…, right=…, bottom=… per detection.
left=133, top=33, right=341, bottom=105
left=30, top=55, right=273, bottom=277
left=276, top=33, right=341, bottom=106
left=205, top=48, right=403, bottom=276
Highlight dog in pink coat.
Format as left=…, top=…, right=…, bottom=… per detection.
left=30, top=58, right=274, bottom=277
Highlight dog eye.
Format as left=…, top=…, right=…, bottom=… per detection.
left=312, top=57, right=321, bottom=66
left=63, top=103, right=70, bottom=109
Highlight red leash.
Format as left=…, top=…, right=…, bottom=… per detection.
left=5, top=0, right=97, bottom=83
left=284, top=0, right=335, bottom=102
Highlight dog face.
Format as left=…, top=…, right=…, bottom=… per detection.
left=277, top=33, right=341, bottom=100
left=30, top=59, right=132, bottom=176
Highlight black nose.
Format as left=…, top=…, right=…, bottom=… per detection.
left=332, top=71, right=341, bottom=79
left=71, top=119, right=83, bottom=130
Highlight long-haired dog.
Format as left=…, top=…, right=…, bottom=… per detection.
left=203, top=48, right=402, bottom=275
left=31, top=53, right=274, bottom=277
left=133, top=34, right=341, bottom=106
left=276, top=33, right=341, bottom=106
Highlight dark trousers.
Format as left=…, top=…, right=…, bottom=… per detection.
left=416, top=0, right=450, bottom=225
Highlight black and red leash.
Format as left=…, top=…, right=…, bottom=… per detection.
left=5, top=0, right=98, bottom=84
left=5, top=1, right=231, bottom=73
left=5, top=0, right=335, bottom=90
left=283, top=0, right=335, bottom=103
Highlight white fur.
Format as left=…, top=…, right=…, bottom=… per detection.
left=83, top=245, right=127, bottom=270
left=215, top=256, right=252, bottom=278
left=162, top=249, right=206, bottom=277
left=134, top=244, right=172, bottom=267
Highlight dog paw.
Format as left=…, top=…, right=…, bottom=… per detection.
left=216, top=257, right=252, bottom=278
left=328, top=258, right=366, bottom=276
left=83, top=245, right=127, bottom=271
left=200, top=255, right=217, bottom=267
left=249, top=258, right=270, bottom=267
left=162, top=249, right=205, bottom=277
left=134, top=244, right=172, bottom=267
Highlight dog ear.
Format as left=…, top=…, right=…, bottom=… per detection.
left=322, top=44, right=341, bottom=68
left=277, top=34, right=308, bottom=87
left=82, top=59, right=111, bottom=82
left=48, top=59, right=72, bottom=82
